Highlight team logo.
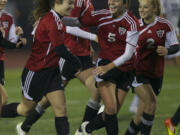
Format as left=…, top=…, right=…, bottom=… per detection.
left=2, top=21, right=9, bottom=29
left=118, top=27, right=126, bottom=35
left=156, top=29, right=165, bottom=38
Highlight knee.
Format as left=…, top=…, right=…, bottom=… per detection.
left=53, top=104, right=67, bottom=117
left=17, top=104, right=34, bottom=116
left=105, top=105, right=117, bottom=114
left=145, top=97, right=157, bottom=112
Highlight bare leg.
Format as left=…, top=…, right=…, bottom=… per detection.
left=0, top=84, right=8, bottom=105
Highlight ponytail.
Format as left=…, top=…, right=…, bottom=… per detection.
left=32, top=0, right=55, bottom=21
left=154, top=0, right=161, bottom=16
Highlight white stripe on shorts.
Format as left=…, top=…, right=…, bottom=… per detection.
left=132, top=76, right=143, bottom=88
left=22, top=70, right=34, bottom=100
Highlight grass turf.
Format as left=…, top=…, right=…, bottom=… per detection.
left=0, top=65, right=179, bottom=135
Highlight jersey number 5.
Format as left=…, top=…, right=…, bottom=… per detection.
left=107, top=33, right=116, bottom=42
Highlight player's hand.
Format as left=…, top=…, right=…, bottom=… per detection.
left=95, top=36, right=98, bottom=43
left=16, top=38, right=27, bottom=48
left=15, top=26, right=23, bottom=36
left=156, top=46, right=168, bottom=56
left=93, top=62, right=115, bottom=76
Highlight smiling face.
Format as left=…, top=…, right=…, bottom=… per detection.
left=138, top=0, right=156, bottom=20
left=55, top=0, right=74, bottom=16
left=0, top=0, right=7, bottom=11
left=108, top=0, right=125, bottom=18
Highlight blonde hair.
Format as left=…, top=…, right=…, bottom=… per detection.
left=139, top=0, right=161, bottom=16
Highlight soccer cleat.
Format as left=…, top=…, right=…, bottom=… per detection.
left=16, top=122, right=27, bottom=135
left=164, top=118, right=178, bottom=135
left=81, top=121, right=91, bottom=135
left=75, top=129, right=83, bottom=135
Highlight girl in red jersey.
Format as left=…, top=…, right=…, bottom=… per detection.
left=0, top=0, right=82, bottom=135
left=15, top=1, right=101, bottom=135
left=124, top=0, right=179, bottom=135
left=63, top=0, right=139, bottom=134
left=0, top=0, right=26, bottom=112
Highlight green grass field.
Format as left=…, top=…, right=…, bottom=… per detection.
left=0, top=65, right=180, bottom=135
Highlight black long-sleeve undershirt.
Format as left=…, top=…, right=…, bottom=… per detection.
left=167, top=44, right=180, bottom=55
left=0, top=31, right=17, bottom=49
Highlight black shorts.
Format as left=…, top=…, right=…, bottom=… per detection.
left=132, top=74, right=163, bottom=96
left=0, top=60, right=5, bottom=85
left=59, top=56, right=94, bottom=80
left=21, top=68, right=64, bottom=102
left=95, top=59, right=135, bottom=92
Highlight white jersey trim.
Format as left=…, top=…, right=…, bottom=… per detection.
left=50, top=9, right=62, bottom=30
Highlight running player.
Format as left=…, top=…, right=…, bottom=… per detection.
left=124, top=0, right=180, bottom=135
left=15, top=0, right=101, bottom=135
left=0, top=0, right=80, bottom=135
left=63, top=0, right=139, bottom=134
left=130, top=0, right=180, bottom=115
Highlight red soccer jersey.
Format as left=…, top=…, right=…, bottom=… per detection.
left=25, top=10, right=64, bottom=71
left=0, top=11, right=14, bottom=61
left=80, top=9, right=139, bottom=72
left=64, top=0, right=94, bottom=56
left=135, top=17, right=179, bottom=77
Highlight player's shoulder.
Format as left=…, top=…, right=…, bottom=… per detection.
left=124, top=11, right=139, bottom=30
left=0, top=10, right=13, bottom=19
left=41, top=10, right=62, bottom=30
left=156, top=17, right=174, bottom=30
left=125, top=11, right=139, bottom=23
left=91, top=9, right=111, bottom=17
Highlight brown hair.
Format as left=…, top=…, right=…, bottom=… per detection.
left=32, top=0, right=55, bottom=21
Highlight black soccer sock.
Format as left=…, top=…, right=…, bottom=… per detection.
left=78, top=99, right=100, bottom=131
left=104, top=113, right=118, bottom=135
left=1, top=103, right=19, bottom=117
left=55, top=117, right=69, bottom=135
left=140, top=112, right=154, bottom=135
left=82, top=99, right=100, bottom=122
left=171, top=106, right=180, bottom=126
left=85, top=112, right=105, bottom=133
left=21, top=104, right=45, bottom=132
left=125, top=120, right=140, bottom=135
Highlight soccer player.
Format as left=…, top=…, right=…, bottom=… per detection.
left=0, top=0, right=26, bottom=107
left=165, top=105, right=180, bottom=135
left=0, top=0, right=82, bottom=135
left=130, top=0, right=180, bottom=115
left=63, top=0, right=139, bottom=134
left=124, top=0, right=180, bottom=135
left=15, top=0, right=101, bottom=135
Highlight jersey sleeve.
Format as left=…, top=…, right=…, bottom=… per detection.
left=80, top=9, right=105, bottom=27
left=165, top=22, right=179, bottom=47
left=166, top=30, right=179, bottom=47
left=8, top=23, right=18, bottom=43
left=126, top=16, right=139, bottom=47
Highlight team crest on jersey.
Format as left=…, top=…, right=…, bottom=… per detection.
left=156, top=29, right=165, bottom=38
left=2, top=21, right=9, bottom=28
left=118, top=27, right=126, bottom=35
